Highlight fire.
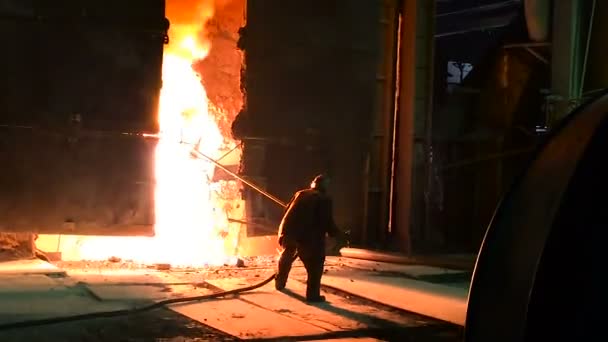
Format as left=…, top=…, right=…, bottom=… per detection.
left=151, top=7, right=240, bottom=265
left=35, top=0, right=246, bottom=267
left=152, top=33, right=231, bottom=265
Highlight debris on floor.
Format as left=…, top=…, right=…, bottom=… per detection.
left=0, top=233, right=33, bottom=262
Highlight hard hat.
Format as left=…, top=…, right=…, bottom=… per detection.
left=310, top=174, right=329, bottom=190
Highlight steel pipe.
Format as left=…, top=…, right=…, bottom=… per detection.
left=227, top=218, right=277, bottom=234
left=339, top=247, right=474, bottom=270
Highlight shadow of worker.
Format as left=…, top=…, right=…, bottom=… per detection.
left=280, top=288, right=401, bottom=329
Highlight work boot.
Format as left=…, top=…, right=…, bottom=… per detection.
left=306, top=295, right=326, bottom=303
left=275, top=276, right=287, bottom=291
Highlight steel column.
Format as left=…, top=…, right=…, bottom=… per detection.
left=392, top=0, right=435, bottom=254
left=362, top=0, right=399, bottom=247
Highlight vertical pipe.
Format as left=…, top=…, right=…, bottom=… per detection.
left=388, top=13, right=403, bottom=236
left=393, top=0, right=436, bottom=254
left=423, top=0, right=437, bottom=247
left=550, top=0, right=584, bottom=124
left=584, top=1, right=608, bottom=93
left=363, top=0, right=399, bottom=247
left=579, top=0, right=596, bottom=96
left=393, top=0, right=415, bottom=255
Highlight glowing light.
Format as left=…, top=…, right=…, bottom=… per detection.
left=36, top=0, right=246, bottom=267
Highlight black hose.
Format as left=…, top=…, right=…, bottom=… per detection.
left=0, top=272, right=277, bottom=331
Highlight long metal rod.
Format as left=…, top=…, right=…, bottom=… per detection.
left=190, top=148, right=287, bottom=208
left=435, top=0, right=519, bottom=18
left=423, top=0, right=437, bottom=249
left=216, top=142, right=243, bottom=162
left=525, top=47, right=549, bottom=64
left=388, top=12, right=403, bottom=236
left=227, top=218, right=277, bottom=234
left=503, top=42, right=551, bottom=49
left=339, top=247, right=475, bottom=271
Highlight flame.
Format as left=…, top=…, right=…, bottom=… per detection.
left=152, top=20, right=230, bottom=266
left=35, top=0, right=245, bottom=267
left=167, top=0, right=214, bottom=61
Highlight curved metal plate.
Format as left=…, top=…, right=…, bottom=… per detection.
left=464, top=92, right=608, bottom=341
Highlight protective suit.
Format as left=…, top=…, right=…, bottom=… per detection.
left=275, top=174, right=340, bottom=302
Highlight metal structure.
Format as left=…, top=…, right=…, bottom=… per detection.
left=362, top=0, right=399, bottom=248
left=465, top=90, right=608, bottom=341
left=392, top=0, right=436, bottom=253
left=463, top=2, right=608, bottom=337
left=0, top=0, right=598, bottom=255
left=236, top=0, right=382, bottom=240
left=395, top=0, right=607, bottom=254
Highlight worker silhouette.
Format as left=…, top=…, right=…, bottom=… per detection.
left=275, top=174, right=341, bottom=302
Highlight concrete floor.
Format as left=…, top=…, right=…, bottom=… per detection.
left=0, top=257, right=466, bottom=341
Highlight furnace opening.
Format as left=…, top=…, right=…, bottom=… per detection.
left=35, top=0, right=252, bottom=268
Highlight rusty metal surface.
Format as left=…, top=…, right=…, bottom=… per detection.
left=0, top=128, right=156, bottom=236
left=464, top=92, right=608, bottom=341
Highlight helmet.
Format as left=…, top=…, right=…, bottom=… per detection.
left=310, top=174, right=329, bottom=191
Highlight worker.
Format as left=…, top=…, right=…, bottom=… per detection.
left=275, top=174, right=342, bottom=303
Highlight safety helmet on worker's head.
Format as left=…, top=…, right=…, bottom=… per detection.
left=310, top=174, right=330, bottom=192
